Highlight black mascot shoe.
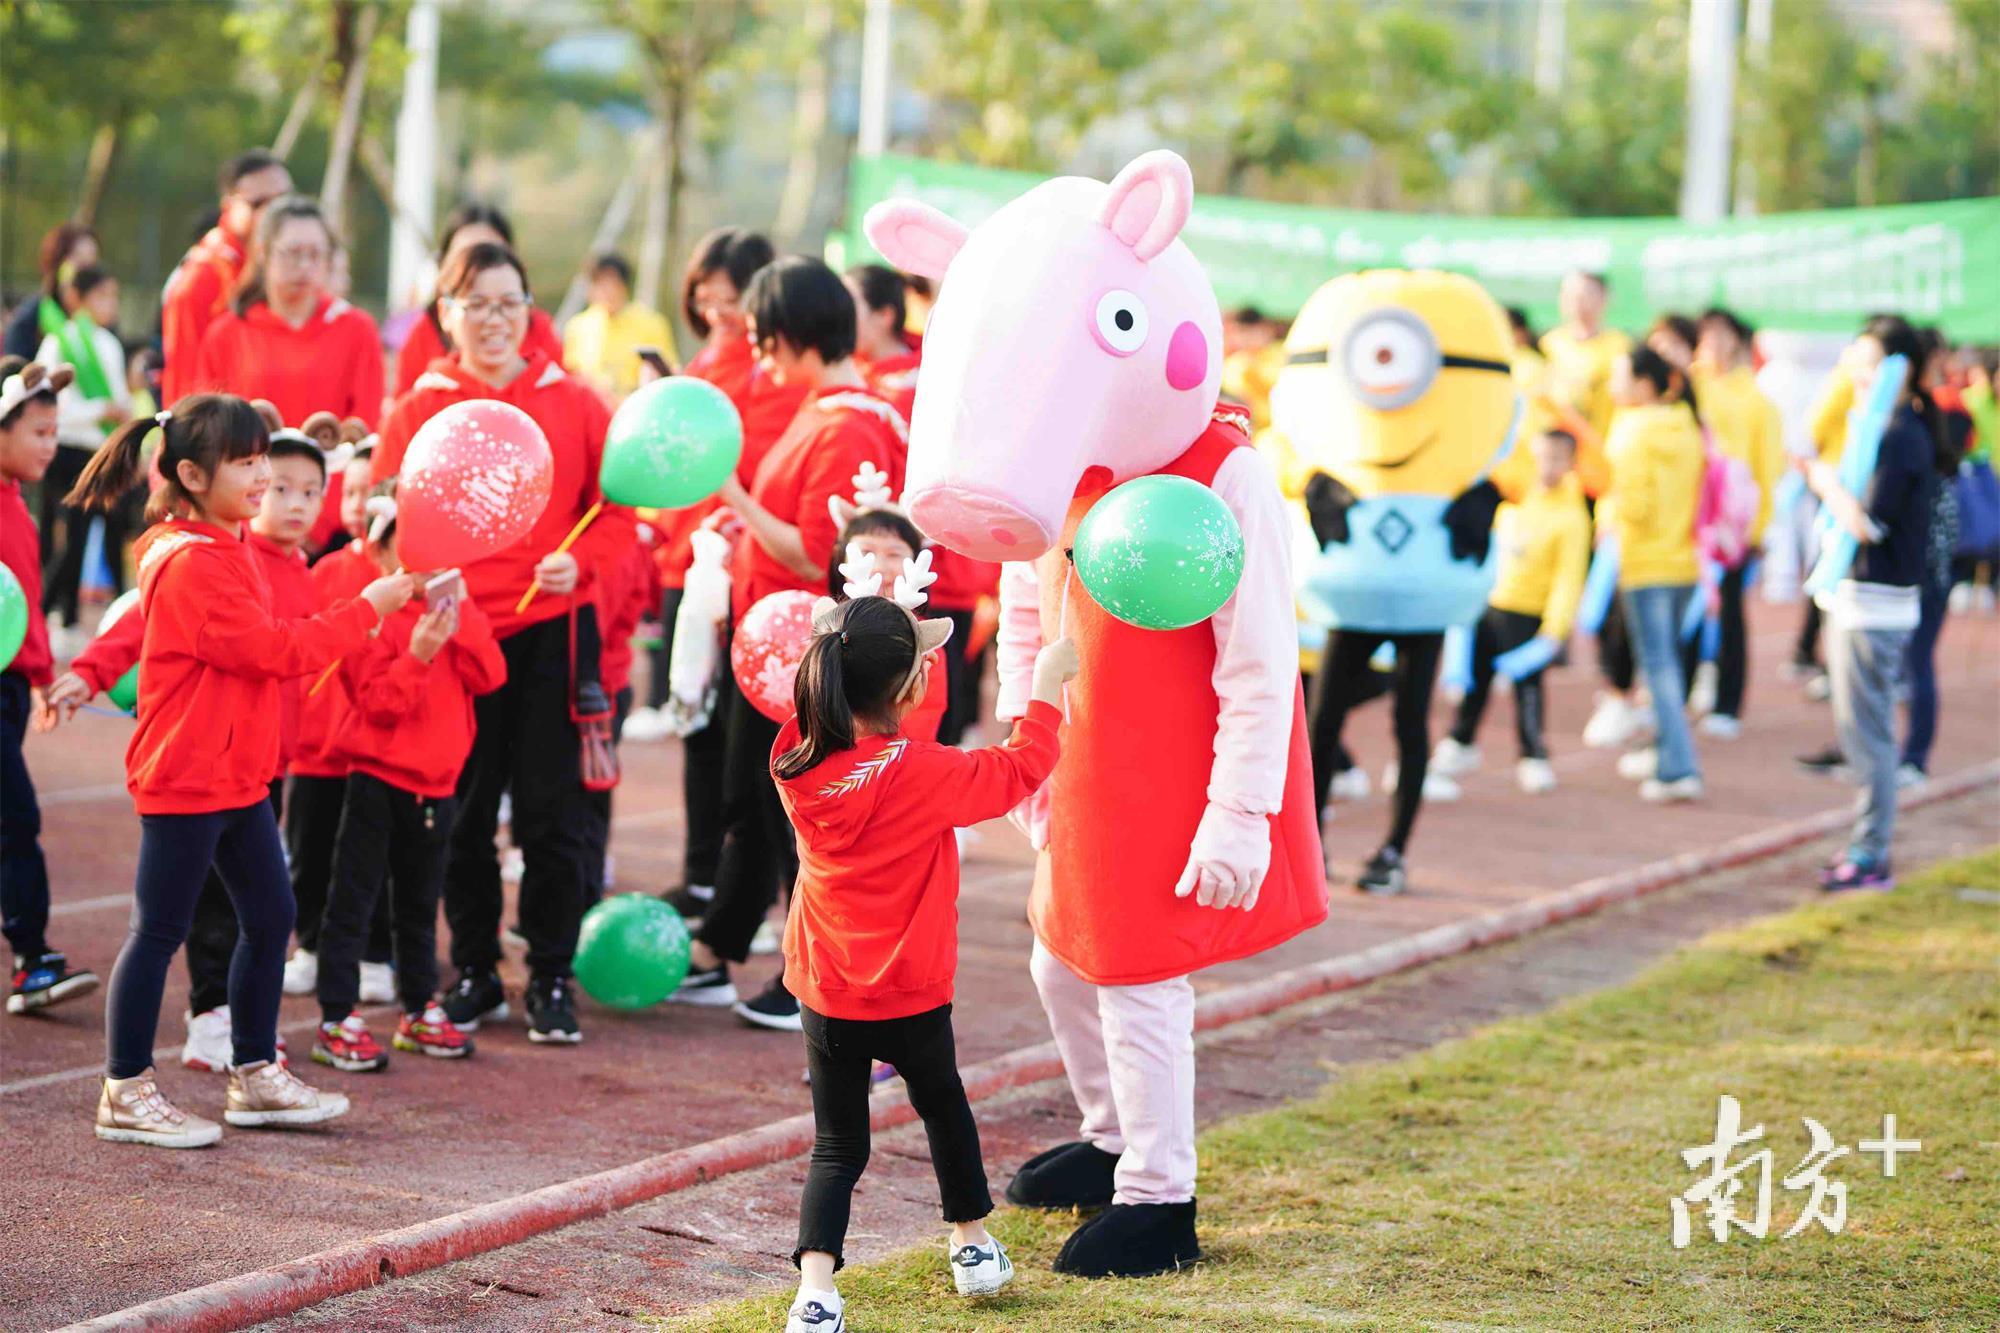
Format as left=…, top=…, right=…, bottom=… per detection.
left=1052, top=1200, right=1201, bottom=1279
left=1004, top=1140, right=1120, bottom=1208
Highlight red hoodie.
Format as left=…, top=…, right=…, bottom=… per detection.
left=857, top=344, right=920, bottom=422
left=394, top=305, right=564, bottom=398
left=775, top=699, right=1060, bottom=1021
left=292, top=544, right=377, bottom=779
left=374, top=353, right=637, bottom=641
left=1, top=481, right=51, bottom=687
left=125, top=518, right=379, bottom=815
left=333, top=598, right=507, bottom=799
left=733, top=386, right=908, bottom=621
left=161, top=226, right=245, bottom=406
left=193, top=295, right=384, bottom=428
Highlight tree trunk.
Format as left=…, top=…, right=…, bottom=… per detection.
left=272, top=57, right=327, bottom=159
left=553, top=126, right=658, bottom=328
left=772, top=0, right=833, bottom=247
left=663, top=75, right=690, bottom=312
left=76, top=121, right=122, bottom=227
left=636, top=92, right=672, bottom=312
left=321, top=3, right=380, bottom=226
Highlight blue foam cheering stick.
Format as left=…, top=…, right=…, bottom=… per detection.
left=1578, top=537, right=1620, bottom=635
left=1805, top=354, right=1907, bottom=597
left=1441, top=623, right=1474, bottom=694
left=1493, top=634, right=1560, bottom=682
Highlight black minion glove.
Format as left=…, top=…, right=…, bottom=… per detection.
left=1442, top=479, right=1502, bottom=564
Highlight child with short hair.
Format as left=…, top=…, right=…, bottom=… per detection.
left=776, top=592, right=1076, bottom=1333
left=1434, top=428, right=1592, bottom=795
left=63, top=392, right=416, bottom=1147
left=313, top=488, right=506, bottom=1070
left=1, top=358, right=100, bottom=1014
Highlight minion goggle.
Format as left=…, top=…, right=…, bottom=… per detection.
left=1287, top=308, right=1511, bottom=411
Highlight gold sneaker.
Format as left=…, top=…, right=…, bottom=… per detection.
left=95, top=1069, right=222, bottom=1148
left=224, top=1059, right=351, bottom=1128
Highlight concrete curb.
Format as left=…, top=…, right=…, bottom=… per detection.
left=61, top=761, right=1998, bottom=1332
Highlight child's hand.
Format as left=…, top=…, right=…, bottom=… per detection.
left=362, top=571, right=420, bottom=619
left=410, top=604, right=458, bottom=663
left=36, top=673, right=93, bottom=730
left=1031, top=636, right=1080, bottom=704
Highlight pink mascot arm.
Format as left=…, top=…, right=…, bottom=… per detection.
left=1173, top=447, right=1295, bottom=912
left=994, top=559, right=1051, bottom=849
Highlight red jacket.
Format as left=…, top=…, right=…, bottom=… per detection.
left=597, top=536, right=660, bottom=699
left=1, top=481, right=51, bottom=686
left=125, top=519, right=378, bottom=815
left=733, top=386, right=908, bottom=620
left=292, top=544, right=377, bottom=779
left=193, top=295, right=385, bottom=428
left=333, top=598, right=507, bottom=799
left=654, top=336, right=810, bottom=590
left=375, top=353, right=636, bottom=641
left=394, top=305, right=564, bottom=398
left=777, top=699, right=1061, bottom=1021
left=160, top=226, right=245, bottom=406
left=858, top=344, right=921, bottom=423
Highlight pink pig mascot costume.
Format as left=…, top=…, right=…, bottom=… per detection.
left=867, top=150, right=1328, bottom=1278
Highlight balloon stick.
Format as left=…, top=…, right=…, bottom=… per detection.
left=516, top=501, right=604, bottom=616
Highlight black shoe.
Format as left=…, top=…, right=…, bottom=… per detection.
left=667, top=963, right=738, bottom=1007
left=1356, top=846, right=1407, bottom=896
left=733, top=973, right=802, bottom=1031
left=1006, top=1140, right=1121, bottom=1208
left=1794, top=744, right=1848, bottom=777
left=440, top=970, right=509, bottom=1031
left=7, top=951, right=99, bottom=1014
left=1052, top=1200, right=1200, bottom=1278
left=526, top=975, right=582, bottom=1045
left=660, top=884, right=714, bottom=926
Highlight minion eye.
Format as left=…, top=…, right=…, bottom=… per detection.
left=1092, top=290, right=1149, bottom=356
left=1340, top=309, right=1441, bottom=409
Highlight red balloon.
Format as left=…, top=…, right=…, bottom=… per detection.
left=397, top=400, right=554, bottom=570
left=731, top=590, right=820, bottom=722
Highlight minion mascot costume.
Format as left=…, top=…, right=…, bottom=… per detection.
left=1272, top=270, right=1521, bottom=896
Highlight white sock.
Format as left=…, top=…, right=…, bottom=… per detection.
left=795, top=1285, right=841, bottom=1308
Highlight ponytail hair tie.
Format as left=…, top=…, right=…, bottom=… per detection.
left=155, top=409, right=173, bottom=428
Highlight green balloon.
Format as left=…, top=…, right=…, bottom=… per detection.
left=0, top=563, right=24, bottom=673
left=600, top=376, right=743, bottom=509
left=108, top=666, right=140, bottom=714
left=1073, top=475, right=1245, bottom=631
left=573, top=893, right=693, bottom=1010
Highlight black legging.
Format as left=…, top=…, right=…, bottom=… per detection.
left=1450, top=608, right=1549, bottom=760
left=38, top=446, right=127, bottom=628
left=796, top=1002, right=991, bottom=1270
left=1309, top=629, right=1444, bottom=855
left=655, top=586, right=726, bottom=886
left=1681, top=563, right=1749, bottom=719
left=693, top=667, right=793, bottom=964
left=1597, top=595, right=1635, bottom=693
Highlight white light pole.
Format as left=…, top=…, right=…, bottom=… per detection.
left=1679, top=0, right=1740, bottom=223
left=858, top=0, right=892, bottom=157
left=1534, top=0, right=1567, bottom=99
left=1734, top=0, right=1773, bottom=216
left=388, top=0, right=441, bottom=312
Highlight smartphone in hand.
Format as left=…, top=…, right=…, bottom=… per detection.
left=425, top=569, right=464, bottom=614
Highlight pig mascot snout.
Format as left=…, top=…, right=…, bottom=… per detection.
left=866, top=150, right=1329, bottom=1279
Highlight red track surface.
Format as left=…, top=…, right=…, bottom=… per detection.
left=8, top=603, right=1997, bottom=1329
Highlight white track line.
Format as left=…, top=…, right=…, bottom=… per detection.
left=49, top=893, right=132, bottom=918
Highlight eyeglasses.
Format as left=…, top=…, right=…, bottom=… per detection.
left=269, top=244, right=328, bottom=269
left=446, top=295, right=534, bottom=322
left=1288, top=308, right=1511, bottom=411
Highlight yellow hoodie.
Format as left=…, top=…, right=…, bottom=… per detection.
left=1488, top=471, right=1592, bottom=641
left=1604, top=402, right=1703, bottom=589
left=1539, top=325, right=1631, bottom=442
left=1693, top=363, right=1787, bottom=544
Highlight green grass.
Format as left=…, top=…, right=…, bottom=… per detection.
left=673, top=850, right=2000, bottom=1331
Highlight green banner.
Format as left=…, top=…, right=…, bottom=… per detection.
left=837, top=154, right=2000, bottom=342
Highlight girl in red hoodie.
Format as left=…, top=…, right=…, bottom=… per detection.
left=64, top=393, right=415, bottom=1149
left=774, top=595, right=1073, bottom=1332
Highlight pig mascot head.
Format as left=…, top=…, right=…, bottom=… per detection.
left=864, top=150, right=1222, bottom=563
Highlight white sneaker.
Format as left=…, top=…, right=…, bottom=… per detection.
left=1687, top=661, right=1719, bottom=718
left=1803, top=673, right=1832, bottom=702
left=1895, top=763, right=1926, bottom=789
left=1975, top=584, right=1998, bottom=614
left=1381, top=762, right=1461, bottom=802
left=1616, top=748, right=1658, bottom=782
left=1516, top=758, right=1557, bottom=794
left=749, top=918, right=781, bottom=956
left=786, top=1288, right=845, bottom=1332
left=1640, top=775, right=1705, bottom=803
left=181, top=1007, right=233, bottom=1072
left=358, top=961, right=396, bottom=1006
left=281, top=949, right=318, bottom=996
left=1699, top=714, right=1742, bottom=740
left=1328, top=766, right=1372, bottom=802
left=621, top=706, right=674, bottom=743
left=1948, top=583, right=1972, bottom=614
left=951, top=1237, right=1015, bottom=1296
left=1582, top=695, right=1647, bottom=749
left=1431, top=737, right=1481, bottom=776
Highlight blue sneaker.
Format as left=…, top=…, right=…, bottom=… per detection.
left=8, top=952, right=99, bottom=1014
left=1819, top=860, right=1894, bottom=893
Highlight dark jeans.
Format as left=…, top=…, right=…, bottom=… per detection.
left=320, top=772, right=453, bottom=1021
left=1794, top=598, right=1823, bottom=670
left=796, top=1002, right=992, bottom=1270
left=1, top=672, right=51, bottom=961
left=105, top=797, right=294, bottom=1077
left=1598, top=594, right=1636, bottom=693
left=186, top=781, right=284, bottom=1016
left=936, top=607, right=979, bottom=747
left=1450, top=608, right=1549, bottom=760
left=445, top=612, right=596, bottom=980
left=1681, top=564, right=1749, bottom=720
left=695, top=672, right=793, bottom=963
left=37, top=446, right=107, bottom=627
left=1900, top=583, right=1950, bottom=773
left=1309, top=629, right=1444, bottom=854
left=285, top=773, right=392, bottom=961
left=658, top=586, right=726, bottom=886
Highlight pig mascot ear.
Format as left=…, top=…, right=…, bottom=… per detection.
left=864, top=200, right=969, bottom=280
left=1099, top=150, right=1194, bottom=263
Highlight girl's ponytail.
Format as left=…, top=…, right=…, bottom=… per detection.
left=774, top=633, right=855, bottom=781
left=65, top=414, right=155, bottom=514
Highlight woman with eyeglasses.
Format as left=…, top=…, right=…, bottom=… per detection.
left=392, top=203, right=564, bottom=398
left=373, top=241, right=635, bottom=1047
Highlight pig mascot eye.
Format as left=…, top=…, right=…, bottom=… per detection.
left=1092, top=289, right=1150, bottom=356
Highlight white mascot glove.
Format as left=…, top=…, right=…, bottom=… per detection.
left=1008, top=782, right=1052, bottom=852
left=1172, top=803, right=1272, bottom=911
